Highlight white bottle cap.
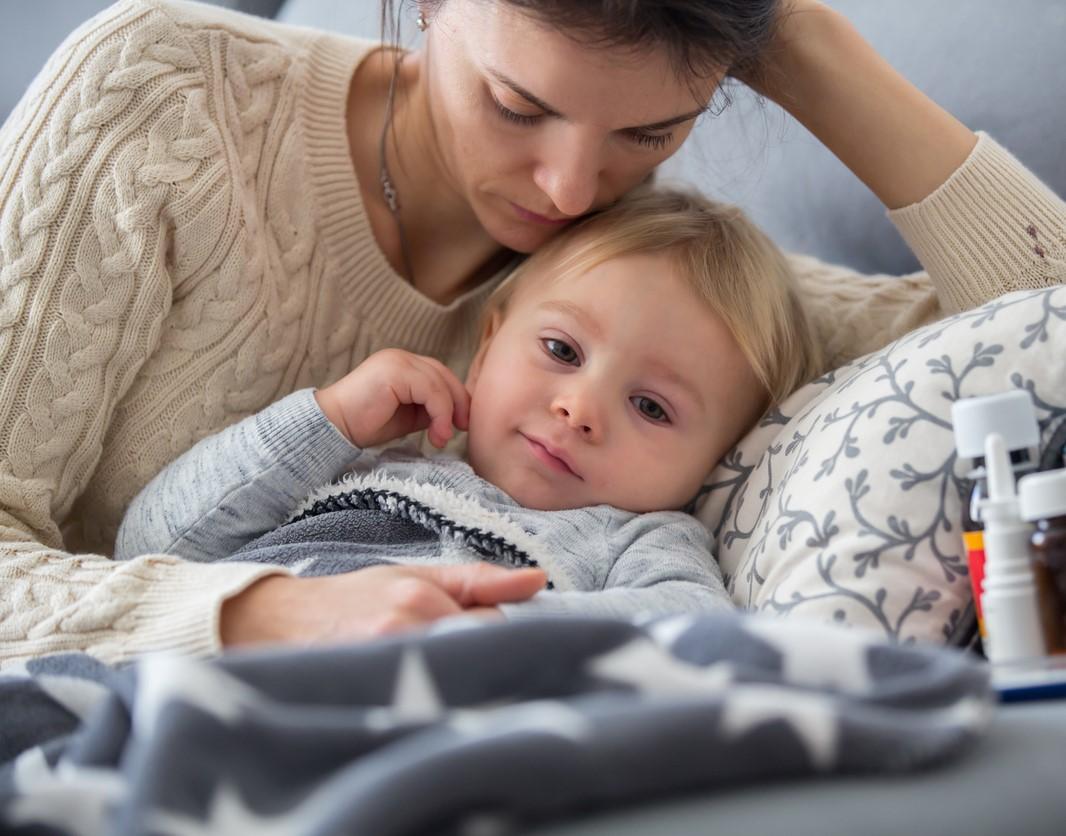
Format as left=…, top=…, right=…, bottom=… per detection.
left=952, top=390, right=1039, bottom=459
left=1019, top=469, right=1066, bottom=522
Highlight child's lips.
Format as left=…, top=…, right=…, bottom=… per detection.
left=521, top=433, right=581, bottom=479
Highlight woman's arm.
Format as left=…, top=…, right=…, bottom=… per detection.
left=748, top=1, right=1066, bottom=365
left=0, top=1, right=311, bottom=667
left=754, top=0, right=977, bottom=210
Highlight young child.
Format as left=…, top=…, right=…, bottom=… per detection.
left=116, top=187, right=821, bottom=621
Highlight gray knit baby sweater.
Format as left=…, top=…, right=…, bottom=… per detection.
left=115, top=389, right=732, bottom=620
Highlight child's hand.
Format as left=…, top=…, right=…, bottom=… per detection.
left=314, top=349, right=471, bottom=449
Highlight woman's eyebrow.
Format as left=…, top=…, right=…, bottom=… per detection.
left=487, top=69, right=706, bottom=131
left=489, top=70, right=562, bottom=117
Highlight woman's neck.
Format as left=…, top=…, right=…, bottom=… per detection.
left=347, top=48, right=506, bottom=306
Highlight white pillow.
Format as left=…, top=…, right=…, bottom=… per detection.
left=696, top=285, right=1066, bottom=644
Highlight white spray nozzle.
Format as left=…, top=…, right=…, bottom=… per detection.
left=984, top=432, right=1016, bottom=504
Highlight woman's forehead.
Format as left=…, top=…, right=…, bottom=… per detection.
left=438, top=0, right=720, bottom=124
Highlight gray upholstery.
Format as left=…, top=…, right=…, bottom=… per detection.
left=666, top=0, right=1066, bottom=275
left=524, top=699, right=1066, bottom=836
left=277, top=0, right=384, bottom=36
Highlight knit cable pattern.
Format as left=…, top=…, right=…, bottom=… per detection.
left=0, top=3, right=285, bottom=664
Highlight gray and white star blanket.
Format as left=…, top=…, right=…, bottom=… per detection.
left=1, top=613, right=991, bottom=836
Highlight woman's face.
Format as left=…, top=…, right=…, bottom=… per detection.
left=420, top=0, right=721, bottom=253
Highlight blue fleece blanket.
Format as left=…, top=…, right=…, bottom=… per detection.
left=0, top=613, right=990, bottom=835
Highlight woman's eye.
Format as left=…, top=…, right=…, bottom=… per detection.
left=626, top=130, right=672, bottom=151
left=492, top=96, right=541, bottom=127
left=632, top=396, right=669, bottom=423
left=542, top=338, right=579, bottom=365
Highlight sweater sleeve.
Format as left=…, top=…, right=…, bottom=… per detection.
left=500, top=513, right=734, bottom=621
left=795, top=133, right=1066, bottom=371
left=0, top=1, right=282, bottom=667
left=116, top=389, right=362, bottom=563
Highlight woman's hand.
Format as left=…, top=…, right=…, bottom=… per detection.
left=315, top=349, right=471, bottom=450
left=220, top=563, right=546, bottom=647
left=740, top=0, right=977, bottom=210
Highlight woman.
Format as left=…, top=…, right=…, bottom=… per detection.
left=0, top=0, right=1061, bottom=666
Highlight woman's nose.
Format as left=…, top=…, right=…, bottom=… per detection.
left=532, top=130, right=601, bottom=218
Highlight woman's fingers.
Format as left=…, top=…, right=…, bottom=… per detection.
left=421, top=564, right=548, bottom=607
left=219, top=564, right=546, bottom=648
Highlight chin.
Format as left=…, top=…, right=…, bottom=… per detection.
left=504, top=482, right=580, bottom=512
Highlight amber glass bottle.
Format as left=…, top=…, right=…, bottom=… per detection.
left=1019, top=470, right=1066, bottom=655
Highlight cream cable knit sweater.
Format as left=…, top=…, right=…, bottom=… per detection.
left=0, top=0, right=1063, bottom=668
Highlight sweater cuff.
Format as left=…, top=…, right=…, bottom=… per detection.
left=888, top=131, right=1066, bottom=314
left=254, top=388, right=362, bottom=485
left=115, top=557, right=290, bottom=660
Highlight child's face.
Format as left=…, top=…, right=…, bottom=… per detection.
left=465, top=252, right=765, bottom=512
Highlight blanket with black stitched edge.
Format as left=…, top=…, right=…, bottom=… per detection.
left=1, top=613, right=991, bottom=836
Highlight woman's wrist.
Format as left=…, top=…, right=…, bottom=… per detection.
left=220, top=575, right=297, bottom=646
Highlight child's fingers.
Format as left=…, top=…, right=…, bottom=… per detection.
left=405, top=367, right=458, bottom=449
left=420, top=357, right=472, bottom=431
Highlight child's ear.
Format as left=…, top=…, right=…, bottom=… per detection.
left=466, top=309, right=503, bottom=394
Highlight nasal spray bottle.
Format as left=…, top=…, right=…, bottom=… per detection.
left=980, top=431, right=1045, bottom=663
left=952, top=391, right=1040, bottom=640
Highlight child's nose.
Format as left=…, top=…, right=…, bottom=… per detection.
left=551, top=394, right=601, bottom=440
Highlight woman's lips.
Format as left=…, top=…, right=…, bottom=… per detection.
left=509, top=201, right=572, bottom=227
left=522, top=434, right=581, bottom=478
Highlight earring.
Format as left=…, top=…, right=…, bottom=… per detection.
left=416, top=11, right=429, bottom=31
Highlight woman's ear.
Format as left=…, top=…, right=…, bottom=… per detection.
left=465, top=309, right=503, bottom=394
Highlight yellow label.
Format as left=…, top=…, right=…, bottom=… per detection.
left=963, top=530, right=987, bottom=638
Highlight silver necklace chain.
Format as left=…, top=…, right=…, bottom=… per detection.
left=379, top=58, right=416, bottom=283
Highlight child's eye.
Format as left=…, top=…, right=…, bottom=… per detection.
left=542, top=338, right=579, bottom=365
left=632, top=396, right=669, bottom=423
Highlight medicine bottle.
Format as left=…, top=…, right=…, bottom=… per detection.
left=1019, top=469, right=1066, bottom=655
left=952, top=391, right=1039, bottom=639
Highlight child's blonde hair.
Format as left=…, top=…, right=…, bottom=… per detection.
left=484, top=186, right=823, bottom=410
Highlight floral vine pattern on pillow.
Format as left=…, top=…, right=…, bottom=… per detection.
left=696, top=286, right=1066, bottom=645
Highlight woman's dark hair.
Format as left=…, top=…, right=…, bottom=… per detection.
left=381, top=0, right=781, bottom=85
